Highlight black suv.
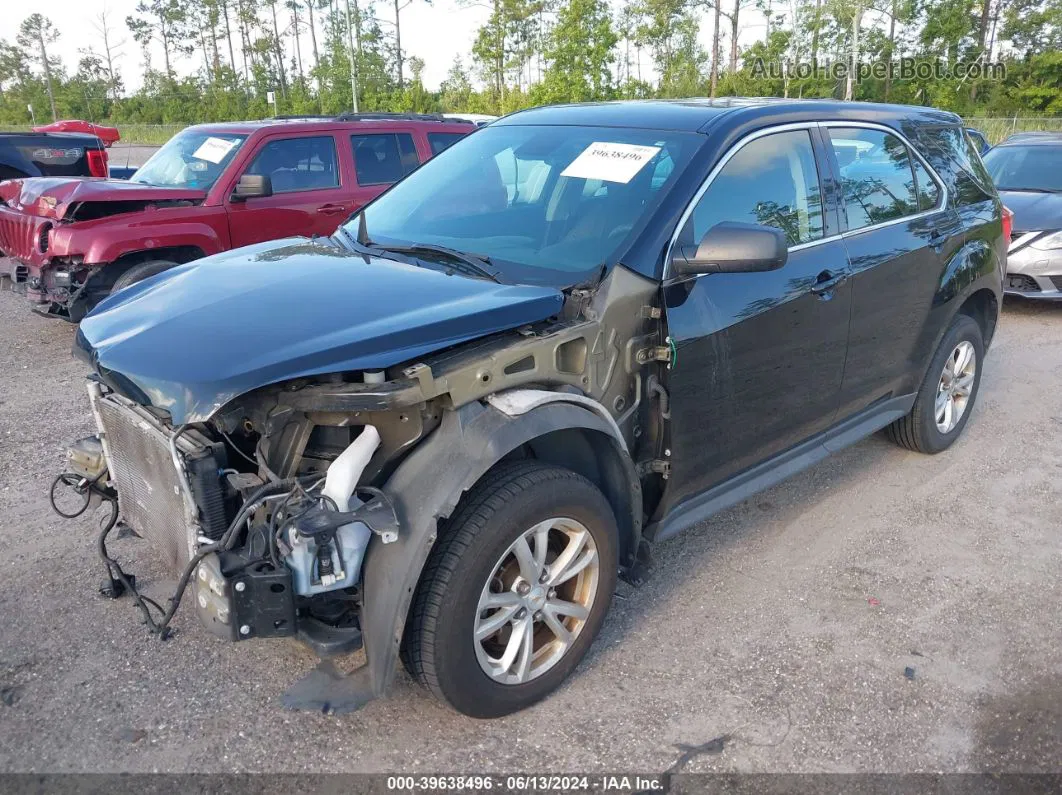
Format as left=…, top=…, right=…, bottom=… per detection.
left=61, top=99, right=1004, bottom=718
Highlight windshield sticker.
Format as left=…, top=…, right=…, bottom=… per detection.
left=192, top=136, right=238, bottom=164
left=561, top=142, right=662, bottom=184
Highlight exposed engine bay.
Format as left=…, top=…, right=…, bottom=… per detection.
left=57, top=386, right=402, bottom=654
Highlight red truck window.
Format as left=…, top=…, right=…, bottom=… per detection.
left=245, top=136, right=340, bottom=193
left=427, top=132, right=467, bottom=155
left=350, top=133, right=419, bottom=186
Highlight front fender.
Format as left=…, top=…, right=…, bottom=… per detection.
left=48, top=209, right=229, bottom=265
left=354, top=397, right=638, bottom=704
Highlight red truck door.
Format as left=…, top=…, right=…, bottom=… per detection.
left=225, top=132, right=353, bottom=247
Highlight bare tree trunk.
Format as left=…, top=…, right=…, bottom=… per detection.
left=209, top=14, right=222, bottom=76
left=292, top=4, right=305, bottom=84
left=37, top=27, right=58, bottom=120
left=729, top=0, right=740, bottom=72
left=394, top=0, right=404, bottom=87
left=971, top=0, right=992, bottom=99
left=159, top=12, right=173, bottom=74
left=96, top=11, right=123, bottom=100
left=884, top=0, right=896, bottom=99
left=198, top=21, right=214, bottom=82
left=308, top=1, right=320, bottom=74
left=810, top=0, right=822, bottom=63
left=237, top=0, right=251, bottom=81
left=221, top=0, right=237, bottom=74
left=710, top=0, right=721, bottom=96
left=845, top=2, right=862, bottom=101
left=271, top=1, right=289, bottom=97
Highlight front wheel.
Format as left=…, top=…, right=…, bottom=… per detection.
left=886, top=313, right=984, bottom=454
left=110, top=259, right=179, bottom=294
left=402, top=460, right=619, bottom=718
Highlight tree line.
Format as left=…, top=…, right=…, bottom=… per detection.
left=1, top=0, right=1061, bottom=128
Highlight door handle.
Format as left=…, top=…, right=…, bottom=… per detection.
left=810, top=270, right=849, bottom=295
left=317, top=203, right=347, bottom=215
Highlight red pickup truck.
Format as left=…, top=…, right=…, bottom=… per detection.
left=0, top=113, right=476, bottom=320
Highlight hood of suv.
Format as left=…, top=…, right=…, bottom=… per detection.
left=0, top=177, right=205, bottom=221
left=76, top=238, right=565, bottom=424
left=998, top=189, right=1062, bottom=234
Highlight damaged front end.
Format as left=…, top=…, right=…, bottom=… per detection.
left=54, top=243, right=664, bottom=711
left=0, top=177, right=205, bottom=318
left=60, top=382, right=402, bottom=656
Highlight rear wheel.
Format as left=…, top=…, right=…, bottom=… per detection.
left=402, top=460, right=619, bottom=718
left=886, top=313, right=984, bottom=454
left=110, top=259, right=179, bottom=294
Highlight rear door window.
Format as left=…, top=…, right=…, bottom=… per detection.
left=244, top=135, right=340, bottom=193
left=828, top=127, right=918, bottom=230
left=428, top=132, right=468, bottom=155
left=350, top=133, right=420, bottom=186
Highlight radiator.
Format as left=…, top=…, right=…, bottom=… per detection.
left=88, top=387, right=227, bottom=573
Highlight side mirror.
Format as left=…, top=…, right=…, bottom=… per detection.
left=232, top=173, right=272, bottom=201
left=671, top=221, right=788, bottom=276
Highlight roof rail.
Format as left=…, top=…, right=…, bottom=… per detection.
left=334, top=111, right=472, bottom=124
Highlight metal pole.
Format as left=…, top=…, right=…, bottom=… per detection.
left=345, top=0, right=359, bottom=112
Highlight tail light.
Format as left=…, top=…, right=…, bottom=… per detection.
left=1002, top=205, right=1014, bottom=241
left=87, top=148, right=109, bottom=178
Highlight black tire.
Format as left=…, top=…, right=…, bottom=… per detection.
left=885, top=313, right=984, bottom=454
left=402, top=460, right=619, bottom=718
left=110, top=259, right=179, bottom=294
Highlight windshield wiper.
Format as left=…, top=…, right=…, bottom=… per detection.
left=372, top=243, right=502, bottom=283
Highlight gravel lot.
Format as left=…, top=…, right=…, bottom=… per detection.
left=107, top=144, right=160, bottom=170
left=0, top=288, right=1059, bottom=774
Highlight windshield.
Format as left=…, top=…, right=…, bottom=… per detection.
left=983, top=145, right=1062, bottom=192
left=341, top=124, right=701, bottom=282
left=132, top=130, right=247, bottom=190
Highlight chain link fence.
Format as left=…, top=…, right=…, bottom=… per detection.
left=963, top=117, right=1062, bottom=144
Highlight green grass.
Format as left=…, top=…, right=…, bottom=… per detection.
left=962, top=117, right=1062, bottom=144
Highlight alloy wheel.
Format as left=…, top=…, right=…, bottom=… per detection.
left=473, top=517, right=600, bottom=685
left=935, top=340, right=977, bottom=434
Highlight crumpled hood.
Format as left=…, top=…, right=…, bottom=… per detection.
left=76, top=238, right=565, bottom=424
left=998, top=189, right=1062, bottom=234
left=0, top=177, right=205, bottom=220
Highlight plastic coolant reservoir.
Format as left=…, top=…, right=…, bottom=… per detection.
left=286, top=425, right=381, bottom=597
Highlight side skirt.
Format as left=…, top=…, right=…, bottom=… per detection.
left=646, top=394, right=916, bottom=543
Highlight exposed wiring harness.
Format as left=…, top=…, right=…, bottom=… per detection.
left=52, top=470, right=313, bottom=641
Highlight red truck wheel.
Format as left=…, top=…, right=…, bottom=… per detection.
left=110, top=260, right=178, bottom=295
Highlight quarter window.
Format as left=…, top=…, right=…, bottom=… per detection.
left=244, top=136, right=339, bottom=193
left=351, top=133, right=420, bottom=186
left=828, top=127, right=918, bottom=230
left=685, top=129, right=825, bottom=248
left=911, top=157, right=941, bottom=211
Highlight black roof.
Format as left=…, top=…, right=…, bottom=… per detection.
left=495, top=98, right=962, bottom=132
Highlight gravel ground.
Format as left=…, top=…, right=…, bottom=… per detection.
left=107, top=144, right=160, bottom=170
left=0, top=289, right=1059, bottom=774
